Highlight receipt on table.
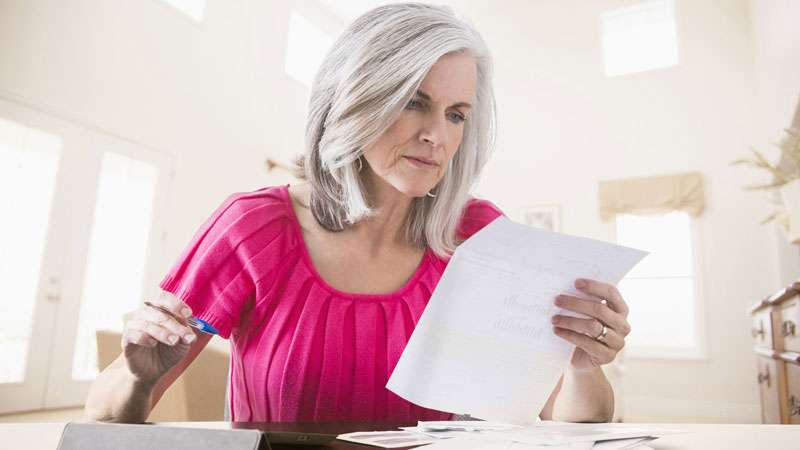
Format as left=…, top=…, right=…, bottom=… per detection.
left=386, top=216, right=647, bottom=424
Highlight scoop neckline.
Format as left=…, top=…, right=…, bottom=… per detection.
left=278, top=184, right=432, bottom=300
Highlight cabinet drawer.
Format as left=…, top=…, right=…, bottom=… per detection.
left=756, top=356, right=785, bottom=424
left=752, top=308, right=774, bottom=350
left=787, top=363, right=800, bottom=425
left=776, top=298, right=800, bottom=353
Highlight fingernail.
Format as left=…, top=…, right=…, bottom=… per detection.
left=576, top=279, right=587, bottom=288
left=184, top=334, right=195, bottom=344
left=181, top=307, right=192, bottom=318
left=168, top=335, right=178, bottom=345
left=551, top=315, right=561, bottom=324
left=555, top=295, right=565, bottom=306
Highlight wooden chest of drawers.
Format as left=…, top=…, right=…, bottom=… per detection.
left=749, top=282, right=800, bottom=424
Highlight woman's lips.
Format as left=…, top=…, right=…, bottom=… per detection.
left=404, top=156, right=439, bottom=168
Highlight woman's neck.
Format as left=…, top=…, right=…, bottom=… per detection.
left=353, top=176, right=415, bottom=255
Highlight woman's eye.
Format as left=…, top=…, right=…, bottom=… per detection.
left=448, top=112, right=466, bottom=123
left=406, top=99, right=423, bottom=110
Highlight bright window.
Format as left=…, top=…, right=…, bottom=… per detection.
left=285, top=11, right=334, bottom=88
left=616, top=211, right=704, bottom=358
left=161, top=0, right=206, bottom=23
left=601, top=0, right=680, bottom=77
left=71, top=152, right=159, bottom=380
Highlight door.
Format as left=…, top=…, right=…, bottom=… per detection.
left=0, top=98, right=173, bottom=413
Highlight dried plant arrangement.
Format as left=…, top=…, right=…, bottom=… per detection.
left=732, top=127, right=800, bottom=189
left=731, top=127, right=800, bottom=226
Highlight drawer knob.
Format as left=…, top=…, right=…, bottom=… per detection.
left=780, top=321, right=796, bottom=337
left=788, top=395, right=800, bottom=416
left=751, top=326, right=765, bottom=337
left=757, top=368, right=771, bottom=388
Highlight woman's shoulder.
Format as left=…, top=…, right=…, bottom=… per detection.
left=219, top=185, right=289, bottom=214
left=202, top=185, right=294, bottom=241
left=457, top=196, right=505, bottom=239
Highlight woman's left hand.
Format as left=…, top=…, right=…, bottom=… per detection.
left=551, top=278, right=631, bottom=372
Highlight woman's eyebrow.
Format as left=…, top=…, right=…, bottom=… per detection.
left=416, top=89, right=472, bottom=109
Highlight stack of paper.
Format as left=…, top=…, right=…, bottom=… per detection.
left=402, top=420, right=522, bottom=438
left=337, top=421, right=519, bottom=448
left=337, top=421, right=681, bottom=449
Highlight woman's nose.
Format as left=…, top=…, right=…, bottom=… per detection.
left=418, top=115, right=448, bottom=148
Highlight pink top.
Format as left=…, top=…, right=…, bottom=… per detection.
left=160, top=185, right=503, bottom=422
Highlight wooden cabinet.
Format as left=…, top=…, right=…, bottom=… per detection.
left=749, top=283, right=800, bottom=424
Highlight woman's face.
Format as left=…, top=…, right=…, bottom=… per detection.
left=362, top=52, right=477, bottom=198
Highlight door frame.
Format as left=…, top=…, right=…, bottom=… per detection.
left=0, top=97, right=173, bottom=413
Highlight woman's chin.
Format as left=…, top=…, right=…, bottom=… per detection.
left=379, top=174, right=439, bottom=198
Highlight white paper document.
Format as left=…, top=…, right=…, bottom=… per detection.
left=491, top=424, right=681, bottom=445
left=590, top=437, right=657, bottom=450
left=386, top=216, right=647, bottom=424
left=401, top=420, right=522, bottom=439
left=336, top=430, right=441, bottom=448
left=422, top=436, right=595, bottom=450
left=416, top=421, right=523, bottom=432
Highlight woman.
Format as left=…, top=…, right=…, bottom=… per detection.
left=85, top=3, right=629, bottom=424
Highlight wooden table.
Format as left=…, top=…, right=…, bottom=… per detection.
left=2, top=421, right=799, bottom=449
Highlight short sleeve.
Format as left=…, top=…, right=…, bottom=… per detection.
left=456, top=197, right=505, bottom=239
left=159, top=189, right=282, bottom=339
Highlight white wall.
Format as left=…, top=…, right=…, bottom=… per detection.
left=1, top=0, right=798, bottom=423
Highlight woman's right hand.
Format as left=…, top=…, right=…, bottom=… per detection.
left=121, top=291, right=198, bottom=384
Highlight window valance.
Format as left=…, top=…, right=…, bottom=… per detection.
left=598, top=171, right=705, bottom=221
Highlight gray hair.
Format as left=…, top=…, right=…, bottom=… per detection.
left=296, top=2, right=496, bottom=258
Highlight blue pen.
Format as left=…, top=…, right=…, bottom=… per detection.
left=144, top=301, right=219, bottom=335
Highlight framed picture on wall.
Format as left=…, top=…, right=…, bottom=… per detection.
left=519, top=205, right=561, bottom=232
